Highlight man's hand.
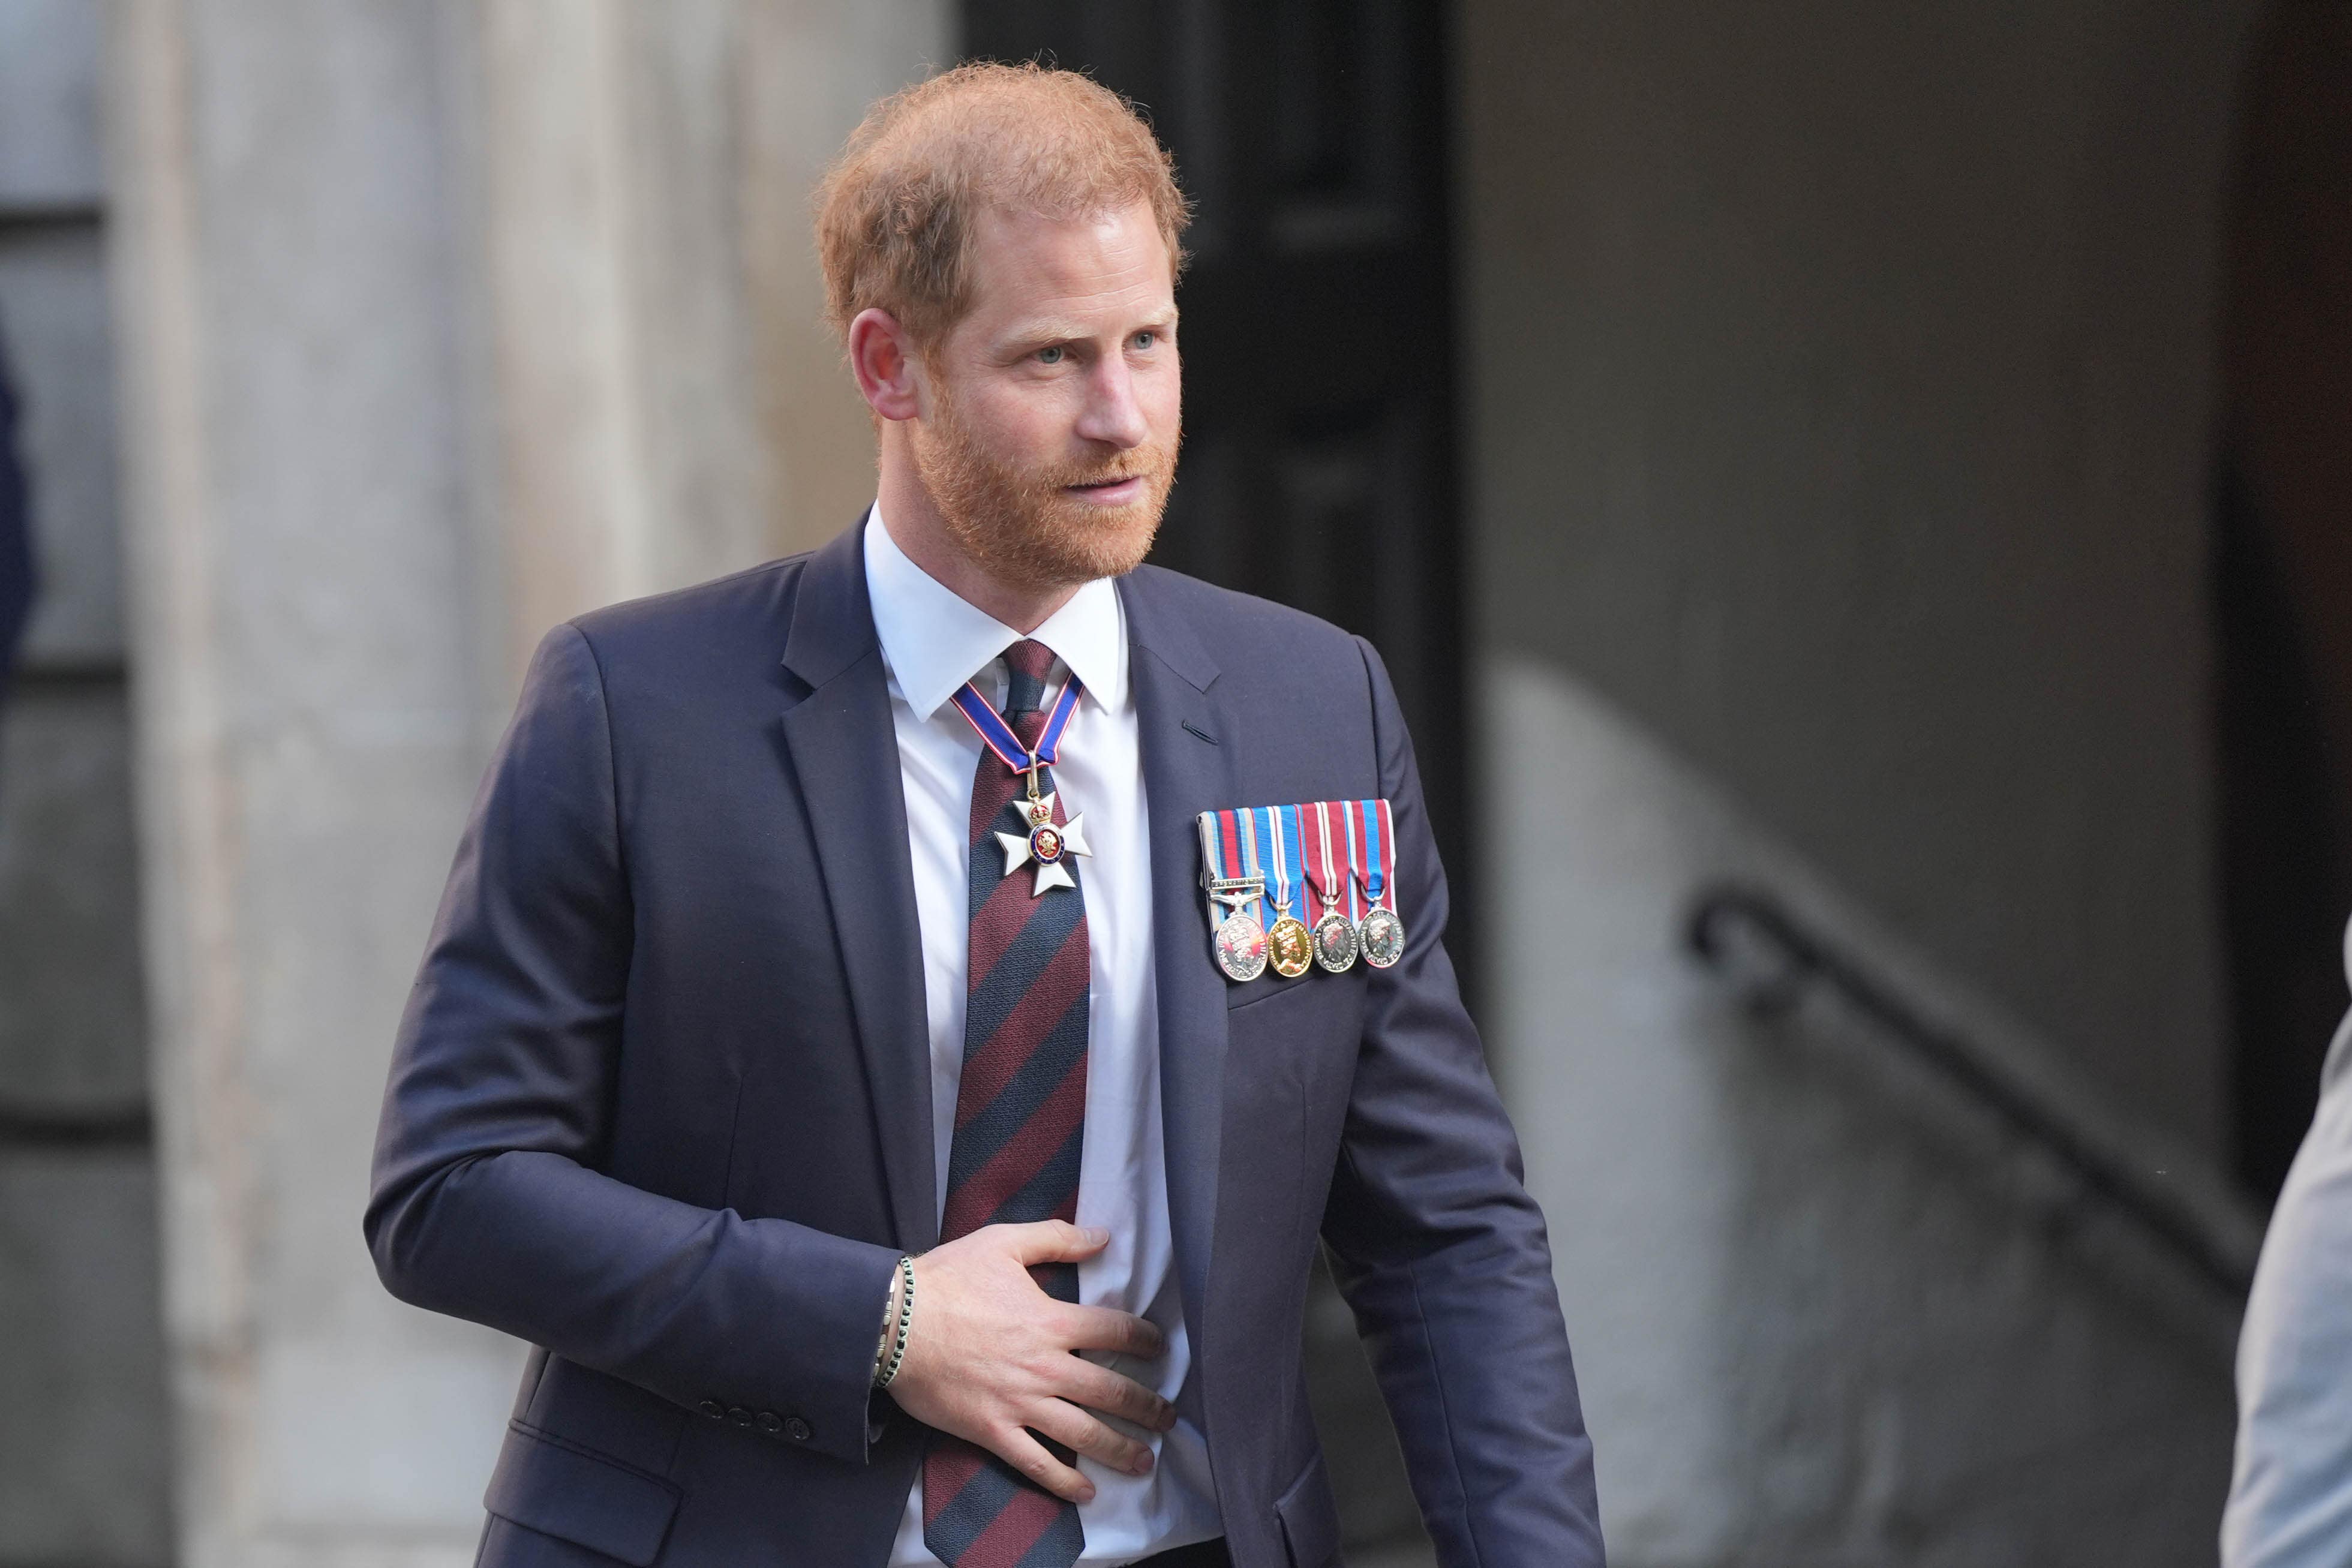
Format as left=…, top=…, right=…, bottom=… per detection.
left=887, top=1219, right=1175, bottom=1504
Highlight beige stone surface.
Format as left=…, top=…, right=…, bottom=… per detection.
left=100, top=3, right=948, bottom=1563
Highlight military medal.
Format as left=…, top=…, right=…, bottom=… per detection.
left=1211, top=887, right=1270, bottom=981
left=1303, top=800, right=1358, bottom=973
left=1350, top=797, right=1407, bottom=969
left=950, top=666, right=1091, bottom=896
left=1261, top=805, right=1314, bottom=979
left=1198, top=810, right=1269, bottom=981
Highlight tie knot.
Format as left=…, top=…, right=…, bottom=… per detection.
left=1001, top=639, right=1056, bottom=719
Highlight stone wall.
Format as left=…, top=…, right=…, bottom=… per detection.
left=1485, top=659, right=2245, bottom=1565
left=0, top=1, right=172, bottom=1561
left=100, top=4, right=943, bottom=1564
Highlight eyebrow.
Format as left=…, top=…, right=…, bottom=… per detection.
left=1004, top=307, right=1179, bottom=346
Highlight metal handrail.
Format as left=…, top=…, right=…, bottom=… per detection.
left=1686, top=882, right=2254, bottom=1297
left=0, top=1099, right=152, bottom=1150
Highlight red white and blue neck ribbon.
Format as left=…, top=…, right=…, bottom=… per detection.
left=948, top=665, right=1084, bottom=778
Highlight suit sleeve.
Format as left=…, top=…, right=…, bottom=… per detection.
left=1320, top=636, right=1606, bottom=1568
left=364, top=623, right=899, bottom=1465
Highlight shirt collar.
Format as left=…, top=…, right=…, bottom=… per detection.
left=862, top=502, right=1129, bottom=723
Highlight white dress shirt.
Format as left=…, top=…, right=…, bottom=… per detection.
left=864, top=509, right=1221, bottom=1566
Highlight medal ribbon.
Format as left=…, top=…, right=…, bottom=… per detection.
left=948, top=666, right=1083, bottom=778
left=1282, top=806, right=1312, bottom=923
left=1374, top=798, right=1397, bottom=912
left=1302, top=801, right=1343, bottom=914
left=1197, top=811, right=1227, bottom=933
left=1199, top=810, right=1257, bottom=927
left=1339, top=800, right=1363, bottom=920
left=1197, top=808, right=1270, bottom=927
left=1236, top=807, right=1269, bottom=927
left=1259, top=806, right=1302, bottom=925
left=1348, top=798, right=1392, bottom=914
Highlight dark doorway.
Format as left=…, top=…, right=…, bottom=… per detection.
left=2216, top=3, right=2352, bottom=1203
left=959, top=5, right=1466, bottom=1560
left=957, top=0, right=1474, bottom=972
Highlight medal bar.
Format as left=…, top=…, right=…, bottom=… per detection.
left=1197, top=797, right=1405, bottom=984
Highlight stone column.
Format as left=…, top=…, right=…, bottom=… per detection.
left=740, top=0, right=952, bottom=561
left=108, top=4, right=515, bottom=1564
left=105, top=2, right=947, bottom=1563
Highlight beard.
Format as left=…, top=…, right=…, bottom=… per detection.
left=910, top=379, right=1179, bottom=591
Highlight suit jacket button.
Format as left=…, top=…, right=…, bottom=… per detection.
left=696, top=1401, right=725, bottom=1421
left=727, top=1406, right=753, bottom=1427
left=785, top=1416, right=812, bottom=1442
left=756, top=1411, right=783, bottom=1435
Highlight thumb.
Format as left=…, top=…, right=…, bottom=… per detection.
left=1007, top=1219, right=1109, bottom=1265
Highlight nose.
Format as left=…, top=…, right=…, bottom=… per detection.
left=1073, top=356, right=1148, bottom=450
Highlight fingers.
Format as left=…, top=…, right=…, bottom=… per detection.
left=1055, top=1356, right=1177, bottom=1432
left=1029, top=1398, right=1155, bottom=1479
left=1003, top=1219, right=1110, bottom=1266
left=990, top=1423, right=1095, bottom=1505
left=1059, top=1303, right=1167, bottom=1359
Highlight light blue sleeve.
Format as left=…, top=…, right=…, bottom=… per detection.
left=2224, top=923, right=2352, bottom=1568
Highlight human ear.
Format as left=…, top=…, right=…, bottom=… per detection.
left=848, top=308, right=924, bottom=422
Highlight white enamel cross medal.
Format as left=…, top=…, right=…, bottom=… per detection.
left=995, top=767, right=1093, bottom=897
left=948, top=666, right=1092, bottom=898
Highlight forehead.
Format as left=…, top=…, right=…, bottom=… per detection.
left=959, top=202, right=1175, bottom=331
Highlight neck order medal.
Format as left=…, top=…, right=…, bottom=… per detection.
left=949, top=667, right=1091, bottom=897
left=995, top=784, right=1091, bottom=897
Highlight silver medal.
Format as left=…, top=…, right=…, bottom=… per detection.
left=1312, top=907, right=1359, bottom=972
left=994, top=788, right=1091, bottom=897
left=1357, top=905, right=1406, bottom=969
left=1213, top=909, right=1270, bottom=981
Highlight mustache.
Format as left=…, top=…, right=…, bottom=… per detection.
left=1040, top=446, right=1177, bottom=490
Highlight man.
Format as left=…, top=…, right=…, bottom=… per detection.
left=2224, top=917, right=2352, bottom=1567
left=368, top=63, right=1602, bottom=1568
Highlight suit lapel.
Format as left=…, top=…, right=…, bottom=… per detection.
left=779, top=521, right=937, bottom=1252
left=1119, top=571, right=1231, bottom=1342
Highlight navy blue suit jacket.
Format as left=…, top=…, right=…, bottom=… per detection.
left=367, top=521, right=1603, bottom=1568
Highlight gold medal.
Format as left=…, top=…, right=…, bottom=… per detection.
left=1267, top=915, right=1314, bottom=978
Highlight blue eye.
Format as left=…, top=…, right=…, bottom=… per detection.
left=1037, top=345, right=1065, bottom=365
left=1133, top=331, right=1156, bottom=350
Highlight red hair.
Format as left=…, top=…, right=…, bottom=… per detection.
left=815, top=61, right=1191, bottom=349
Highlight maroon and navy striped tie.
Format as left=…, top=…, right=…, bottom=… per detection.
left=924, top=639, right=1090, bottom=1568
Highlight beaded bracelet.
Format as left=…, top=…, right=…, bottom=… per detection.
left=875, top=1254, right=917, bottom=1389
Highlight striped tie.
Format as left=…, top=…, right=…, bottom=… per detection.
left=924, top=638, right=1090, bottom=1568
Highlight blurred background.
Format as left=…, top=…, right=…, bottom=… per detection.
left=1, top=1, right=2346, bottom=1564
